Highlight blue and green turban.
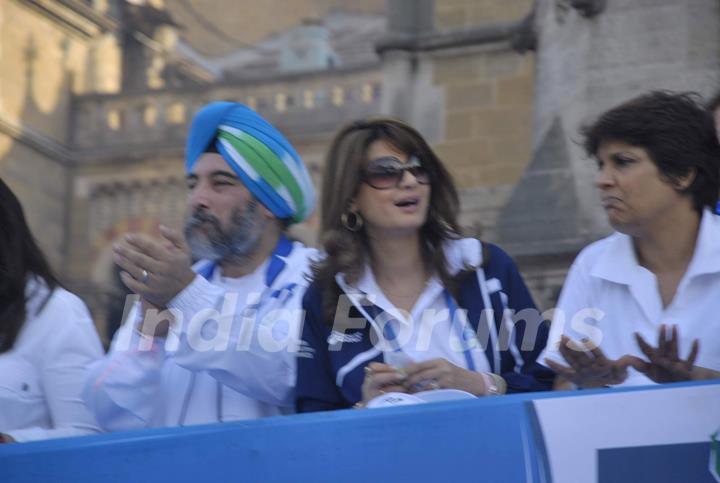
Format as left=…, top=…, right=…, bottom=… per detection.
left=185, top=102, right=316, bottom=224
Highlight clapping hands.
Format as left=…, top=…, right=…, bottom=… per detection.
left=548, top=325, right=717, bottom=388
left=113, top=225, right=196, bottom=307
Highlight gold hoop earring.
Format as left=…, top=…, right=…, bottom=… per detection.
left=341, top=211, right=363, bottom=232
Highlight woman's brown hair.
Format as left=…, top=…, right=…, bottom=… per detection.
left=312, top=117, right=465, bottom=323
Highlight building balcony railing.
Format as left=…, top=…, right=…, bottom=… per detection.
left=70, top=69, right=382, bottom=157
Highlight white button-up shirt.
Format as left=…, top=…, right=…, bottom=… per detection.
left=349, top=238, right=492, bottom=373
left=1, top=279, right=103, bottom=442
left=541, top=209, right=720, bottom=386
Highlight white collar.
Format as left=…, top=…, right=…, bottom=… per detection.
left=590, top=209, right=720, bottom=284
left=333, top=237, right=481, bottom=325
left=589, top=232, right=641, bottom=285
left=335, top=267, right=444, bottom=326
left=683, top=209, right=720, bottom=278
left=588, top=209, right=720, bottom=323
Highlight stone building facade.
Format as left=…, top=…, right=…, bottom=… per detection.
left=1, top=0, right=718, bottom=341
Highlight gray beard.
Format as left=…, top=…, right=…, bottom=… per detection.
left=184, top=199, right=263, bottom=263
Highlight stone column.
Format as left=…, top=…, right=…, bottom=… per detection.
left=377, top=0, right=445, bottom=143
left=497, top=0, right=720, bottom=255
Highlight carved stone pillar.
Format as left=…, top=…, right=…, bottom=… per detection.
left=497, top=0, right=720, bottom=256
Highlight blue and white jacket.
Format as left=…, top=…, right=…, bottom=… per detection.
left=85, top=237, right=318, bottom=429
left=295, top=238, right=554, bottom=412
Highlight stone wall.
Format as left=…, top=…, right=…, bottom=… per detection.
left=166, top=0, right=386, bottom=57
left=432, top=45, right=535, bottom=241
left=5, top=0, right=720, bottom=323
left=435, top=0, right=534, bottom=30
left=378, top=1, right=536, bottom=241
left=0, top=0, right=120, bottom=141
left=0, top=0, right=120, bottom=269
left=378, top=0, right=543, bottom=303
left=495, top=0, right=720, bottom=308
left=0, top=136, right=69, bottom=269
left=526, top=0, right=720, bottom=248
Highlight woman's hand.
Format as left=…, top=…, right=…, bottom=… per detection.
left=403, top=358, right=488, bottom=396
left=626, top=325, right=701, bottom=383
left=545, top=335, right=631, bottom=388
left=360, top=362, right=408, bottom=404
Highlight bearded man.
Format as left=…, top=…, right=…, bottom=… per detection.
left=84, top=102, right=318, bottom=429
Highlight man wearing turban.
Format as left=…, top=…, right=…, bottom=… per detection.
left=84, top=102, right=318, bottom=429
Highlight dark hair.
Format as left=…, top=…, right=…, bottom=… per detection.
left=312, top=117, right=465, bottom=322
left=0, top=179, right=60, bottom=352
left=581, top=91, right=720, bottom=213
left=707, top=90, right=720, bottom=112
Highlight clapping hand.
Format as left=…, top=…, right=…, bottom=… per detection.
left=545, top=335, right=632, bottom=388
left=113, top=225, right=196, bottom=307
left=626, top=325, right=700, bottom=383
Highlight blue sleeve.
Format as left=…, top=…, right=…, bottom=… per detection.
left=295, top=284, right=349, bottom=413
left=487, top=244, right=555, bottom=393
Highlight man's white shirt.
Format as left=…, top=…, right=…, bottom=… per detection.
left=84, top=241, right=318, bottom=430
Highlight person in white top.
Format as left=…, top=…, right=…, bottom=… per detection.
left=0, top=179, right=103, bottom=443
left=83, top=102, right=318, bottom=429
left=540, top=91, right=720, bottom=389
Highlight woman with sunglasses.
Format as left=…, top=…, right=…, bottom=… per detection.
left=295, top=118, right=554, bottom=412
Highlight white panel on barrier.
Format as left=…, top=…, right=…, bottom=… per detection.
left=533, top=384, right=720, bottom=483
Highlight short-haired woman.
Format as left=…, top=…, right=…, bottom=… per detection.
left=541, top=91, right=720, bottom=388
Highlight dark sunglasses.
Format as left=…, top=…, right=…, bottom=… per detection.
left=362, top=155, right=431, bottom=190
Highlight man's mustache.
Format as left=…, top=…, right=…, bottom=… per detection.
left=186, top=210, right=222, bottom=231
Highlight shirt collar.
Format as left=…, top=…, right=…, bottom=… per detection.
left=590, top=209, right=720, bottom=284
left=333, top=237, right=480, bottom=325
left=336, top=263, right=444, bottom=326
left=589, top=232, right=640, bottom=285
left=684, top=209, right=720, bottom=278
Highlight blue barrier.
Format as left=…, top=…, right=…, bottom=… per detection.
left=1, top=380, right=718, bottom=483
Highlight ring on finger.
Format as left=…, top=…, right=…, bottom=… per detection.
left=139, top=269, right=150, bottom=284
